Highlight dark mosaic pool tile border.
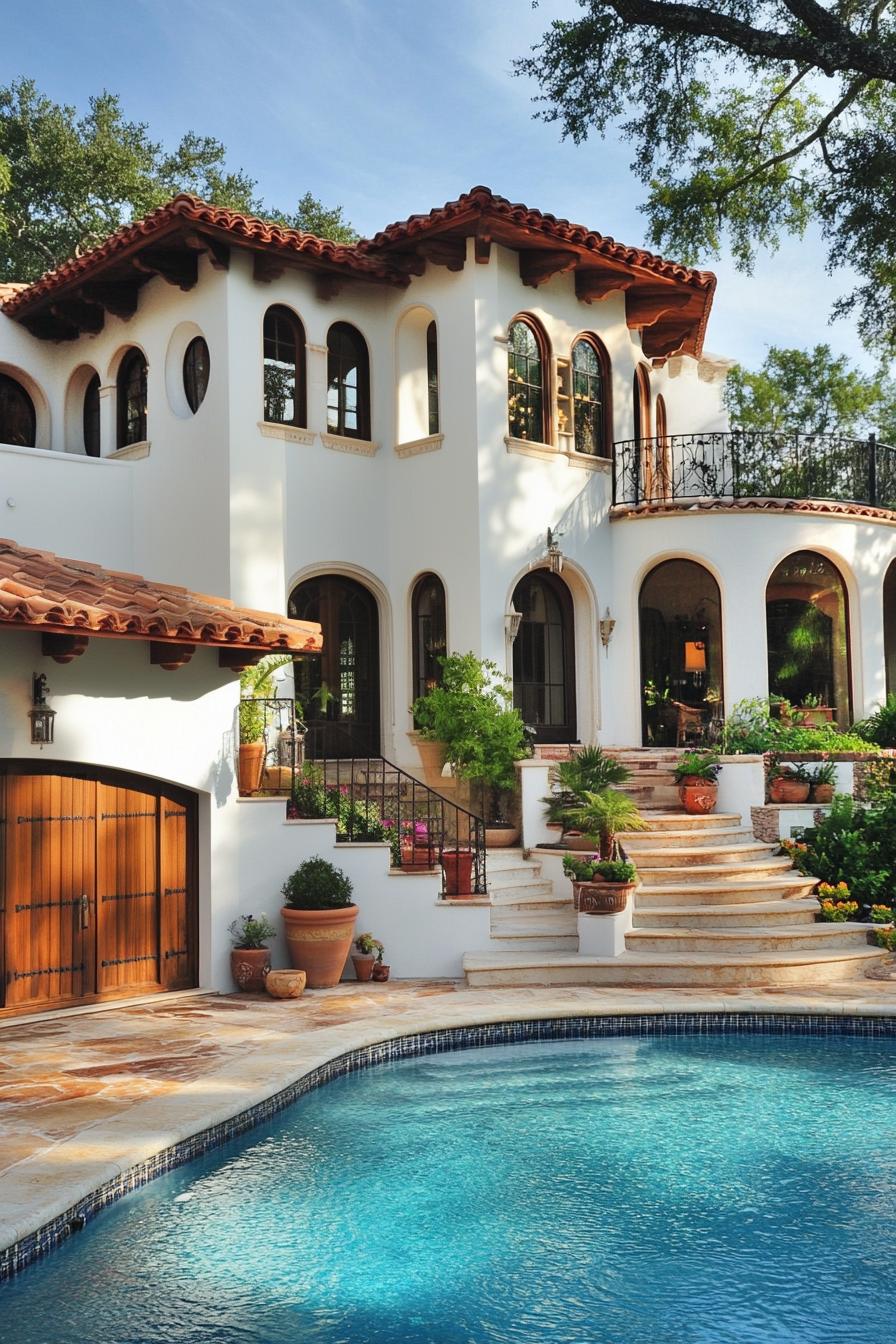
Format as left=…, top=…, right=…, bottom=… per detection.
left=3, top=1010, right=896, bottom=1281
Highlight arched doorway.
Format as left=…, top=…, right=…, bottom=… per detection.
left=511, top=571, right=577, bottom=743
left=639, top=560, right=724, bottom=747
left=766, top=551, right=851, bottom=723
left=885, top=561, right=896, bottom=697
left=289, top=575, right=380, bottom=758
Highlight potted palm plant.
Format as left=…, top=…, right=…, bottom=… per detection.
left=542, top=746, right=631, bottom=846
left=228, top=914, right=277, bottom=992
left=674, top=750, right=722, bottom=814
left=565, top=789, right=648, bottom=912
left=281, top=857, right=358, bottom=988
left=238, top=655, right=292, bottom=795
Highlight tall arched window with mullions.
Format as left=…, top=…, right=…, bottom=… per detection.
left=507, top=317, right=548, bottom=443
left=117, top=349, right=147, bottom=448
left=263, top=306, right=306, bottom=426
left=411, top=573, right=447, bottom=706
left=327, top=322, right=370, bottom=440
left=571, top=335, right=611, bottom=457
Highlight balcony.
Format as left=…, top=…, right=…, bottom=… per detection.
left=612, top=431, right=896, bottom=512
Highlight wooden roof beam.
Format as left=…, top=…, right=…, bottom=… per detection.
left=253, top=251, right=286, bottom=284
left=132, top=248, right=198, bottom=291
left=519, top=249, right=578, bottom=288
left=78, top=280, right=141, bottom=320
left=626, top=287, right=695, bottom=329
left=149, top=642, right=196, bottom=671
left=416, top=237, right=467, bottom=271
left=49, top=299, right=104, bottom=336
left=575, top=270, right=633, bottom=303
left=182, top=229, right=231, bottom=270
left=218, top=648, right=267, bottom=673
left=42, top=633, right=89, bottom=664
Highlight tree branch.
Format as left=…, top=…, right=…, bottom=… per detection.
left=754, top=64, right=811, bottom=143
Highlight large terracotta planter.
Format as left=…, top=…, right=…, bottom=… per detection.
left=797, top=707, right=834, bottom=727
left=230, top=946, right=270, bottom=992
left=485, top=824, right=521, bottom=848
left=811, top=783, right=835, bottom=804
left=401, top=842, right=438, bottom=872
left=769, top=776, right=811, bottom=804
left=442, top=848, right=474, bottom=897
left=238, top=741, right=265, bottom=795
left=678, top=777, right=718, bottom=815
left=281, top=904, right=358, bottom=988
left=573, top=881, right=635, bottom=915
left=414, top=736, right=449, bottom=788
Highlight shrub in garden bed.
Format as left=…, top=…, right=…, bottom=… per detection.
left=721, top=698, right=881, bottom=756
left=784, top=792, right=896, bottom=916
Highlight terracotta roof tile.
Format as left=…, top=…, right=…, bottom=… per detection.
left=0, top=538, right=322, bottom=653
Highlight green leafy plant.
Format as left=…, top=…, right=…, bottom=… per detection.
left=721, top=698, right=880, bottom=756
left=239, top=654, right=293, bottom=745
left=855, top=695, right=896, bottom=749
left=873, top=927, right=896, bottom=952
left=800, top=692, right=824, bottom=709
left=568, top=789, right=648, bottom=861
left=281, top=858, right=354, bottom=910
left=228, top=914, right=277, bottom=949
left=870, top=905, right=895, bottom=925
left=562, top=854, right=637, bottom=884
left=674, top=751, right=721, bottom=784
left=542, top=746, right=631, bottom=829
left=818, top=899, right=860, bottom=923
left=796, top=794, right=896, bottom=911
left=354, top=932, right=384, bottom=961
left=810, top=761, right=838, bottom=787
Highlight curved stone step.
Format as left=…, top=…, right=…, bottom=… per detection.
left=626, top=923, right=873, bottom=955
left=631, top=842, right=779, bottom=868
left=621, top=826, right=755, bottom=850
left=462, top=946, right=886, bottom=989
left=632, top=898, right=819, bottom=928
left=489, top=881, right=556, bottom=905
left=638, top=812, right=742, bottom=831
left=636, top=876, right=818, bottom=906
left=639, top=857, right=796, bottom=884
left=490, top=911, right=578, bottom=937
left=484, top=935, right=580, bottom=953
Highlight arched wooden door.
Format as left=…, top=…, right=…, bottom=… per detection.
left=511, top=571, right=577, bottom=743
left=289, top=575, right=381, bottom=758
left=0, top=764, right=197, bottom=1017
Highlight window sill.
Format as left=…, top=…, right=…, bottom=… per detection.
left=394, top=433, right=444, bottom=459
left=564, top=450, right=612, bottom=472
left=258, top=421, right=315, bottom=445
left=320, top=431, right=379, bottom=457
left=108, top=441, right=150, bottom=461
left=504, top=435, right=559, bottom=462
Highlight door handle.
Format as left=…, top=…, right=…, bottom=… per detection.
left=79, top=894, right=89, bottom=929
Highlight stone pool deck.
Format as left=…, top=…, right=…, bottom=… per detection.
left=2, top=975, right=896, bottom=1263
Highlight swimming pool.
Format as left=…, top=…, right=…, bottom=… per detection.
left=2, top=1028, right=895, bottom=1343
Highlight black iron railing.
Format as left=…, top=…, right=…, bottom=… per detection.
left=240, top=699, right=487, bottom=897
left=612, top=431, right=896, bottom=509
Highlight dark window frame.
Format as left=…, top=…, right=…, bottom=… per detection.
left=83, top=372, right=101, bottom=457
left=263, top=305, right=306, bottom=427
left=426, top=320, right=440, bottom=436
left=571, top=334, right=612, bottom=457
left=508, top=316, right=550, bottom=444
left=327, top=322, right=370, bottom=440
left=411, top=572, right=447, bottom=707
left=116, top=349, right=147, bottom=448
left=183, top=336, right=210, bottom=415
left=0, top=372, right=37, bottom=448
left=511, top=570, right=577, bottom=744
left=765, top=549, right=853, bottom=724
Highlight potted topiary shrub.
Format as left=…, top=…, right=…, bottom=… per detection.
left=351, top=931, right=384, bottom=982
left=674, top=750, right=722, bottom=814
left=228, top=914, right=277, bottom=992
left=281, top=857, right=358, bottom=988
left=809, top=760, right=837, bottom=804
left=562, top=853, right=638, bottom=914
left=768, top=761, right=811, bottom=803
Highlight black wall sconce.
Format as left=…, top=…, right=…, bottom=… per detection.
left=29, top=673, right=56, bottom=745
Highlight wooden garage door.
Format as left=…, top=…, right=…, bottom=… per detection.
left=1, top=767, right=196, bottom=1016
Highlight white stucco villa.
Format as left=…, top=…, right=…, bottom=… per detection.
left=1, top=185, right=893, bottom=1013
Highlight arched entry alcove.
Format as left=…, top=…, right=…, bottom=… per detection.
left=289, top=575, right=380, bottom=758
left=511, top=570, right=577, bottom=743
left=766, top=550, right=851, bottom=723
left=639, top=559, right=724, bottom=746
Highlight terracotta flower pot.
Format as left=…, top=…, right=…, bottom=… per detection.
left=442, top=848, right=474, bottom=897
left=678, top=777, right=718, bottom=815
left=230, top=946, right=271, bottom=992
left=811, top=783, right=835, bottom=804
left=401, top=842, right=438, bottom=871
left=565, top=831, right=597, bottom=852
left=238, top=741, right=265, bottom=795
left=265, top=969, right=306, bottom=999
left=351, top=952, right=376, bottom=982
left=485, top=824, right=521, bottom=848
left=797, top=707, right=834, bottom=727
left=573, top=881, right=635, bottom=915
left=415, top=737, right=449, bottom=788
left=281, top=904, right=358, bottom=988
left=372, top=962, right=390, bottom=982
left=769, top=776, right=811, bottom=804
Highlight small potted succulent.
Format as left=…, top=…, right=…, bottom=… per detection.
left=809, top=760, right=837, bottom=804
left=281, top=857, right=358, bottom=988
left=767, top=760, right=811, bottom=803
left=562, top=853, right=638, bottom=914
left=228, top=914, right=277, bottom=992
left=795, top=692, right=834, bottom=727
left=372, top=942, right=390, bottom=982
left=673, top=750, right=722, bottom=814
left=352, top=931, right=384, bottom=982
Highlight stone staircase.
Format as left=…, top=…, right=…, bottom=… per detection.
left=463, top=810, right=887, bottom=989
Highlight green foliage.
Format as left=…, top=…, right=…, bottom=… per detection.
left=227, top=913, right=277, bottom=948
left=291, top=765, right=395, bottom=853
left=354, top=931, right=385, bottom=961
left=724, top=346, right=896, bottom=440
left=810, top=761, right=838, bottom=787
left=817, top=898, right=860, bottom=922
left=797, top=793, right=896, bottom=910
left=517, top=4, right=896, bottom=353
left=870, top=905, right=895, bottom=925
left=0, top=78, right=355, bottom=281
left=238, top=655, right=292, bottom=744
left=563, top=853, right=637, bottom=883
left=873, top=926, right=896, bottom=951
left=412, top=652, right=530, bottom=794
left=281, top=857, right=354, bottom=910
left=855, top=695, right=896, bottom=748
left=569, top=789, right=648, bottom=860
left=721, top=698, right=880, bottom=755
left=543, top=746, right=631, bottom=828
left=674, top=751, right=721, bottom=784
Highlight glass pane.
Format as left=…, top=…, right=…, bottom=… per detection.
left=766, top=551, right=850, bottom=723
left=639, top=560, right=724, bottom=747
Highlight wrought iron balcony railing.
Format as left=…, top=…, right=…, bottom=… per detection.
left=612, top=430, right=896, bottom=510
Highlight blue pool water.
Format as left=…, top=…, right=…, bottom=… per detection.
left=2, top=1032, right=896, bottom=1344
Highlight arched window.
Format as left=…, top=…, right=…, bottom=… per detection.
left=263, top=306, right=305, bottom=426
left=885, top=561, right=896, bottom=697
left=633, top=364, right=651, bottom=443
left=654, top=393, right=670, bottom=497
left=766, top=551, right=851, bottom=724
left=0, top=373, right=36, bottom=447
left=426, top=321, right=439, bottom=435
left=289, top=574, right=380, bottom=758
left=571, top=336, right=610, bottom=457
left=511, top=571, right=576, bottom=743
left=639, top=559, right=724, bottom=747
left=411, top=573, right=447, bottom=705
left=508, top=318, right=548, bottom=443
left=183, top=336, right=210, bottom=414
left=83, top=373, right=101, bottom=457
left=327, top=322, right=370, bottom=440
left=117, top=349, right=147, bottom=448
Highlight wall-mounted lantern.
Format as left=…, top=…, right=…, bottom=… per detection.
left=504, top=605, right=523, bottom=643
left=546, top=526, right=564, bottom=575
left=599, top=607, right=616, bottom=655
left=29, top=673, right=56, bottom=746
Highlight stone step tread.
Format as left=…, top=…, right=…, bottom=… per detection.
left=637, top=875, right=816, bottom=894
left=622, top=825, right=752, bottom=841
left=463, top=946, right=884, bottom=971
left=628, top=842, right=778, bottom=858
left=491, top=899, right=574, bottom=915
left=640, top=858, right=796, bottom=877
left=491, top=915, right=579, bottom=935
left=642, top=812, right=743, bottom=825
left=627, top=922, right=869, bottom=943
left=633, top=898, right=820, bottom=921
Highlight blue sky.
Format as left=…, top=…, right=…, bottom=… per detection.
left=2, top=0, right=871, bottom=369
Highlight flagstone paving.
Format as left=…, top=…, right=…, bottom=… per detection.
left=1, top=975, right=895, bottom=1256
